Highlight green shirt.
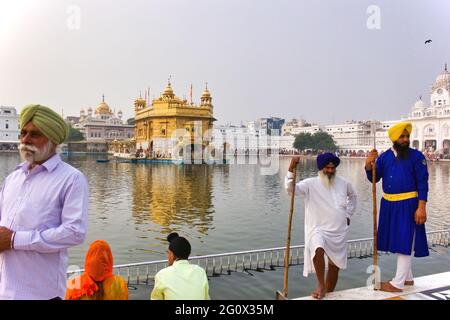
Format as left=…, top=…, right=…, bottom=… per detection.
left=151, top=260, right=210, bottom=300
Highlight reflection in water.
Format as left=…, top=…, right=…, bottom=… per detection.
left=426, top=162, right=450, bottom=230
left=131, top=164, right=214, bottom=236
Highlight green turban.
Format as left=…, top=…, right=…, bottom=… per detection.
left=20, top=104, right=69, bottom=145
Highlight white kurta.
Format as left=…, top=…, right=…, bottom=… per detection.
left=285, top=171, right=357, bottom=277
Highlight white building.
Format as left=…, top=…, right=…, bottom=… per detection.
left=278, top=64, right=450, bottom=154
left=0, top=106, right=19, bottom=149
left=213, top=124, right=260, bottom=154
left=246, top=121, right=260, bottom=136
left=281, top=118, right=307, bottom=136
left=373, top=120, right=399, bottom=152
left=296, top=125, right=323, bottom=135
left=325, top=120, right=398, bottom=153
left=278, top=120, right=396, bottom=154
left=324, top=121, right=369, bottom=151
left=74, top=95, right=134, bottom=142
left=213, top=64, right=450, bottom=155
left=404, top=64, right=450, bottom=154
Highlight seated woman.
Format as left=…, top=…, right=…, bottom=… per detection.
left=66, top=240, right=128, bottom=300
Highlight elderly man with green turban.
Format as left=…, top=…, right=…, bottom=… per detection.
left=15, top=104, right=69, bottom=164
left=0, top=104, right=89, bottom=300
left=20, top=104, right=69, bottom=144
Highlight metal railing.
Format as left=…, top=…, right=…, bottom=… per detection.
left=67, top=229, right=450, bottom=285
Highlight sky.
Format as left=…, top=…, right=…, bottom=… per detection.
left=0, top=0, right=449, bottom=125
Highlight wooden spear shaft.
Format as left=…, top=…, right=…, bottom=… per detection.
left=282, top=164, right=297, bottom=297
left=372, top=160, right=379, bottom=287
left=372, top=123, right=379, bottom=289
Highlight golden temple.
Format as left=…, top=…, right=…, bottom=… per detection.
left=133, top=80, right=216, bottom=161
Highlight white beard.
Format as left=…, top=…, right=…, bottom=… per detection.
left=318, top=170, right=336, bottom=189
left=19, top=140, right=54, bottom=164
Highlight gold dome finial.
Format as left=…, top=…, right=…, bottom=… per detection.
left=95, top=95, right=112, bottom=115
left=134, top=93, right=147, bottom=111
left=201, top=82, right=211, bottom=98
left=163, top=78, right=175, bottom=99
left=201, top=82, right=212, bottom=106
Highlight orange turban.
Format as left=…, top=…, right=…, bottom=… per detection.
left=66, top=240, right=114, bottom=300
left=388, top=122, right=412, bottom=142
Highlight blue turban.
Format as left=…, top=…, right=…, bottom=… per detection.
left=317, top=153, right=340, bottom=170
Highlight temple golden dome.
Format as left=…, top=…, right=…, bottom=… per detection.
left=95, top=102, right=112, bottom=115
left=95, top=95, right=113, bottom=115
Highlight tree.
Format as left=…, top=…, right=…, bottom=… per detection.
left=312, top=131, right=338, bottom=152
left=65, top=125, right=84, bottom=142
left=293, top=132, right=313, bottom=151
left=293, top=131, right=338, bottom=153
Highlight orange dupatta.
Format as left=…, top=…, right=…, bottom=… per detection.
left=66, top=240, right=114, bottom=300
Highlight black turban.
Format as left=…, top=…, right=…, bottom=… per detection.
left=167, top=232, right=191, bottom=259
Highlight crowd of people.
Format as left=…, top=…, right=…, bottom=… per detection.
left=130, top=145, right=450, bottom=161
left=0, top=144, right=18, bottom=151
left=423, top=151, right=450, bottom=161
left=134, top=147, right=172, bottom=159
left=282, top=148, right=450, bottom=161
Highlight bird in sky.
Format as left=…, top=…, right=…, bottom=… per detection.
left=425, top=39, right=432, bottom=44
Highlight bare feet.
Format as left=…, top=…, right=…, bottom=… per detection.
left=311, top=286, right=326, bottom=299
left=404, top=280, right=414, bottom=286
left=379, top=282, right=402, bottom=292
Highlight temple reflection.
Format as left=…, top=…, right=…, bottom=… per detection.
left=131, top=163, right=214, bottom=235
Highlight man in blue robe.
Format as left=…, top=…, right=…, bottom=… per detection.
left=365, top=121, right=429, bottom=292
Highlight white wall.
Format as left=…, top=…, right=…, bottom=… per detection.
left=0, top=106, right=19, bottom=143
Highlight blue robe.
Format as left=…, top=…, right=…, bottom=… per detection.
left=366, top=148, right=429, bottom=257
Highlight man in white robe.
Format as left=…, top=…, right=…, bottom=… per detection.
left=285, top=153, right=357, bottom=299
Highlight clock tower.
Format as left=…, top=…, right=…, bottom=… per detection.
left=430, top=63, right=450, bottom=107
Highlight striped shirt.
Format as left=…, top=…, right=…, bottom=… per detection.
left=0, top=154, right=89, bottom=299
